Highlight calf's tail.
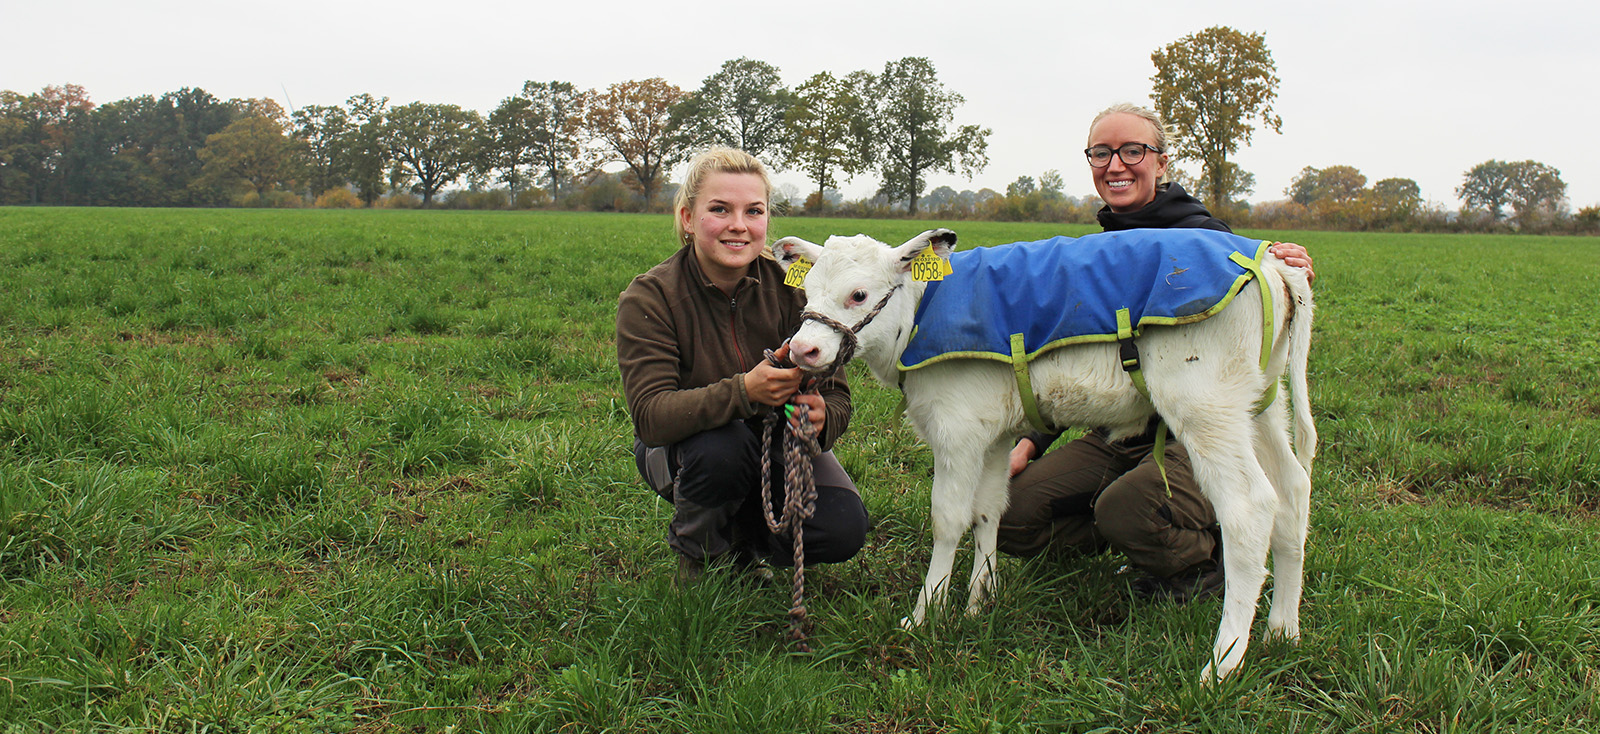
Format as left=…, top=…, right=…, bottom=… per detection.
left=1285, top=270, right=1317, bottom=473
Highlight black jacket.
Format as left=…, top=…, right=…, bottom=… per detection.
left=1096, top=183, right=1231, bottom=233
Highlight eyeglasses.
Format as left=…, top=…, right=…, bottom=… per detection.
left=1084, top=143, right=1163, bottom=168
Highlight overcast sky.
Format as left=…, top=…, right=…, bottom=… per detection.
left=5, top=0, right=1594, bottom=211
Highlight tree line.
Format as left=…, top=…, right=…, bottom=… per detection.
left=1235, top=159, right=1589, bottom=234
left=3, top=31, right=1593, bottom=234
left=0, top=57, right=990, bottom=216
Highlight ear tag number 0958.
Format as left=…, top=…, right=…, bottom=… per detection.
left=784, top=258, right=813, bottom=287
left=910, top=248, right=952, bottom=282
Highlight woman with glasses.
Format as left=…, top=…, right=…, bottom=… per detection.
left=994, top=103, right=1315, bottom=603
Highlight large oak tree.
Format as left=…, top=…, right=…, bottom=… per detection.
left=672, top=58, right=792, bottom=169
left=521, top=81, right=584, bottom=204
left=1458, top=159, right=1567, bottom=226
left=867, top=57, right=989, bottom=216
left=197, top=115, right=299, bottom=197
left=1150, top=26, right=1282, bottom=211
left=289, top=104, right=350, bottom=198
left=582, top=78, right=687, bottom=206
left=385, top=101, right=480, bottom=208
left=342, top=94, right=390, bottom=206
left=784, top=70, right=873, bottom=210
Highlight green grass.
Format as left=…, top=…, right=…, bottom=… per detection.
left=0, top=207, right=1596, bottom=732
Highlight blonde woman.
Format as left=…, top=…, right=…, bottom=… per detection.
left=616, top=147, right=867, bottom=582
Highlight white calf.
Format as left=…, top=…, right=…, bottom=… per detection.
left=772, top=229, right=1315, bottom=682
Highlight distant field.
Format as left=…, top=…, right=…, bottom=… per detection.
left=1, top=207, right=1596, bottom=732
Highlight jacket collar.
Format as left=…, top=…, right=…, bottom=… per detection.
left=1096, top=182, right=1217, bottom=231
left=678, top=242, right=763, bottom=297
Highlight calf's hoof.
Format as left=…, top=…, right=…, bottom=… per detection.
left=1199, top=658, right=1242, bottom=685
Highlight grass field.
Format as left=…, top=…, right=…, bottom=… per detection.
left=1, top=207, right=1597, bottom=732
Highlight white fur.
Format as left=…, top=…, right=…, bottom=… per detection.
left=772, top=229, right=1316, bottom=682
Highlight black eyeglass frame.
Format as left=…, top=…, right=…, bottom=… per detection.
left=1084, top=142, right=1163, bottom=168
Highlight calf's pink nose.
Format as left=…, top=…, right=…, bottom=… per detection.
left=792, top=341, right=823, bottom=367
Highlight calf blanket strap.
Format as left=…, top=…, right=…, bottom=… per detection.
left=1118, top=239, right=1279, bottom=494
left=1230, top=244, right=1279, bottom=413
left=1117, top=307, right=1171, bottom=493
left=1010, top=333, right=1049, bottom=432
left=1116, top=242, right=1277, bottom=401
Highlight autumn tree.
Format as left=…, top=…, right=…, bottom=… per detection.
left=989, top=169, right=1079, bottom=223
left=0, top=91, right=28, bottom=202
left=1038, top=169, right=1066, bottom=201
left=1199, top=162, right=1256, bottom=207
left=1371, top=177, right=1421, bottom=217
left=30, top=86, right=239, bottom=207
left=867, top=57, right=990, bottom=215
left=1287, top=164, right=1367, bottom=205
left=0, top=84, right=95, bottom=204
left=1456, top=160, right=1517, bottom=221
left=385, top=101, right=479, bottom=208
left=1150, top=26, right=1283, bottom=210
left=582, top=78, right=687, bottom=206
left=1372, top=177, right=1420, bottom=207
left=290, top=104, right=350, bottom=198
left=521, top=81, right=584, bottom=204
left=229, top=97, right=287, bottom=123
left=342, top=94, right=389, bottom=206
left=1462, top=160, right=1570, bottom=230
left=482, top=94, right=538, bottom=199
left=157, top=88, right=245, bottom=205
left=197, top=115, right=299, bottom=198
left=672, top=58, right=793, bottom=168
left=1504, top=160, right=1567, bottom=226
left=785, top=70, right=873, bottom=210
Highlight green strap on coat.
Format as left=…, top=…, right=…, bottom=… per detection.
left=1114, top=240, right=1278, bottom=495
left=1230, top=244, right=1279, bottom=413
left=1010, top=333, right=1049, bottom=432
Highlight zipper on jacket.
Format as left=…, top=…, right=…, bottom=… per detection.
left=729, top=295, right=748, bottom=370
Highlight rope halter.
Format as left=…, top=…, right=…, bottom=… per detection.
left=793, top=282, right=903, bottom=381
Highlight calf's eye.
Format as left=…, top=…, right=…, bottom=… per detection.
left=850, top=290, right=868, bottom=304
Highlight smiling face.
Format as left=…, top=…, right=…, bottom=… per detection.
left=1088, top=111, right=1169, bottom=213
left=679, top=172, right=769, bottom=293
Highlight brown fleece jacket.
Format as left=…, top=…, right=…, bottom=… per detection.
left=616, top=244, right=851, bottom=450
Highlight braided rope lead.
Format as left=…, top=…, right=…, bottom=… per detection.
left=760, top=347, right=827, bottom=653
left=760, top=400, right=821, bottom=652
left=758, top=283, right=903, bottom=652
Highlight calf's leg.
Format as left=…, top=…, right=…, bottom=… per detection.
left=963, top=442, right=1013, bottom=615
left=1253, top=402, right=1311, bottom=642
left=904, top=440, right=986, bottom=628
left=1166, top=406, right=1277, bottom=683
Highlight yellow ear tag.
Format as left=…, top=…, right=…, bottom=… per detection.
left=784, top=258, right=813, bottom=287
left=910, top=248, right=952, bottom=282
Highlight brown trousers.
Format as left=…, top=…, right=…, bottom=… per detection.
left=996, top=429, right=1219, bottom=578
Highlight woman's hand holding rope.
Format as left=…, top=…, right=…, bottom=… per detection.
left=787, top=393, right=826, bottom=433
left=747, top=342, right=825, bottom=432
left=745, top=342, right=803, bottom=407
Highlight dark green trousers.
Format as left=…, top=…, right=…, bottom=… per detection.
left=996, top=428, right=1219, bottom=578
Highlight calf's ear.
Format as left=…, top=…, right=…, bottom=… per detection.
left=770, top=236, right=824, bottom=271
left=893, top=228, right=958, bottom=272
